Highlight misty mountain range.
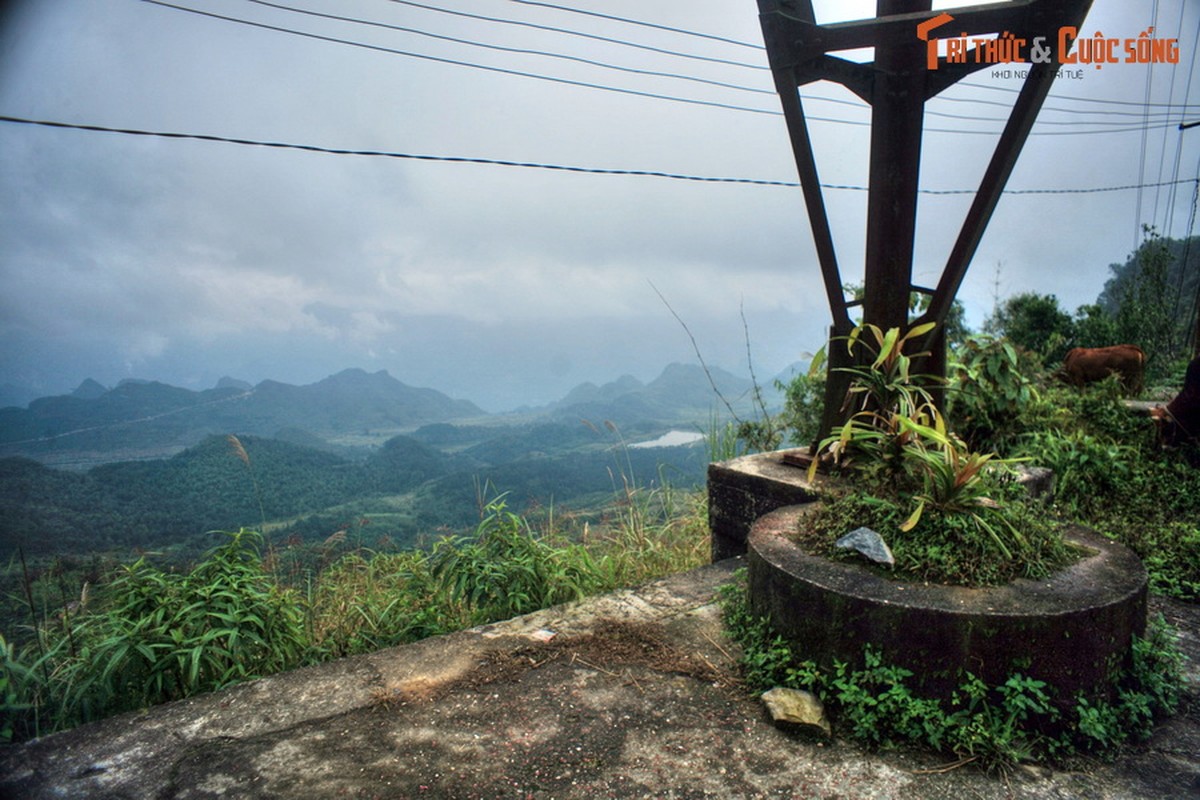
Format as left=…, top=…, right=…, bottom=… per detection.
left=0, top=363, right=790, bottom=469
left=0, top=361, right=794, bottom=559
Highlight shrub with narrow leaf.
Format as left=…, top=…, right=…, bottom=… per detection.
left=3, top=529, right=305, bottom=739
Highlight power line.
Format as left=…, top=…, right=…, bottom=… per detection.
left=393, top=0, right=1200, bottom=123
left=939, top=88, right=1198, bottom=121
left=134, top=1, right=1193, bottom=138
left=503, top=0, right=761, bottom=50
left=239, top=0, right=1188, bottom=131
left=462, top=2, right=1200, bottom=118
left=1161, top=0, right=1200, bottom=240
left=3, top=114, right=1196, bottom=197
left=240, top=0, right=777, bottom=98
left=381, top=0, right=767, bottom=70
left=0, top=114, right=796, bottom=185
left=137, top=0, right=780, bottom=117
left=960, top=79, right=1200, bottom=111
left=1134, top=0, right=1161, bottom=248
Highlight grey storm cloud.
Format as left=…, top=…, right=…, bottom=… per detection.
left=1, top=0, right=1197, bottom=409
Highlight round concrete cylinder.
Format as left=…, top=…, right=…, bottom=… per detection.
left=747, top=504, right=1148, bottom=700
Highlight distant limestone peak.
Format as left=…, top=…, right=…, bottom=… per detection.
left=215, top=376, right=253, bottom=392
left=71, top=378, right=108, bottom=399
left=556, top=374, right=644, bottom=408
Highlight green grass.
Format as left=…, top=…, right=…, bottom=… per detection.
left=0, top=482, right=708, bottom=743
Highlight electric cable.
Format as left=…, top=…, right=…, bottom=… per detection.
left=135, top=1, right=1191, bottom=138
left=503, top=0, right=762, bottom=50
left=1151, top=0, right=1188, bottom=236
left=240, top=0, right=777, bottom=98
left=380, top=0, right=767, bottom=70
left=1174, top=109, right=1200, bottom=341
left=243, top=0, right=1200, bottom=131
left=3, top=113, right=1197, bottom=197
left=1134, top=0, right=1162, bottom=248
left=1162, top=2, right=1200, bottom=245
left=136, top=0, right=780, bottom=117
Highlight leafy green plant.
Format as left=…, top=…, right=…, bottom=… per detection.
left=1, top=529, right=306, bottom=740
left=839, top=322, right=941, bottom=423
left=1017, top=429, right=1134, bottom=515
left=72, top=530, right=304, bottom=707
left=1113, top=517, right=1200, bottom=601
left=810, top=323, right=962, bottom=486
left=981, top=372, right=1200, bottom=598
left=803, top=323, right=1069, bottom=585
left=1, top=483, right=712, bottom=742
left=0, top=632, right=41, bottom=742
left=431, top=498, right=605, bottom=623
left=947, top=335, right=1039, bottom=452
left=304, top=549, right=459, bottom=659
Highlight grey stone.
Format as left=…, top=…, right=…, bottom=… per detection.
left=761, top=687, right=831, bottom=738
left=835, top=526, right=895, bottom=567
left=1016, top=465, right=1055, bottom=502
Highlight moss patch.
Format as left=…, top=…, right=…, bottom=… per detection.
left=792, top=490, right=1080, bottom=586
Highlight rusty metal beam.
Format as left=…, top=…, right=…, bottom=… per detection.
left=777, top=82, right=852, bottom=330
left=793, top=55, right=874, bottom=102
left=760, top=1, right=1036, bottom=75
left=758, top=2, right=849, bottom=330
left=756, top=0, right=1094, bottom=443
left=915, top=0, right=1094, bottom=344
left=862, top=0, right=932, bottom=337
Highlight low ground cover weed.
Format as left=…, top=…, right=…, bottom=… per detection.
left=718, top=571, right=1184, bottom=767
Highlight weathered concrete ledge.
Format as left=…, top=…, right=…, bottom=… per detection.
left=708, top=448, right=821, bottom=562
left=748, top=504, right=1149, bottom=699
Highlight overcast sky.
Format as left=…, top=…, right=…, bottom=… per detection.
left=2, top=0, right=1198, bottom=411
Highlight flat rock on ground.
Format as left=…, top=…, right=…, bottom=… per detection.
left=2, top=558, right=1198, bottom=799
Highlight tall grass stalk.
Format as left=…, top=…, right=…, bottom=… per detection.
left=706, top=413, right=742, bottom=462
left=16, top=547, right=50, bottom=689
left=227, top=435, right=267, bottom=532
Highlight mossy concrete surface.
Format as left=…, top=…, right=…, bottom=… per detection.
left=708, top=450, right=1054, bottom=564
left=2, top=559, right=1198, bottom=800
left=708, top=448, right=822, bottom=561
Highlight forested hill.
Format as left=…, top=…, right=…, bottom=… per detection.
left=0, top=369, right=483, bottom=466
left=0, top=433, right=455, bottom=557
left=0, top=423, right=708, bottom=560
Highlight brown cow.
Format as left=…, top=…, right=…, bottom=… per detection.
left=1062, top=344, right=1146, bottom=395
left=1152, top=355, right=1200, bottom=447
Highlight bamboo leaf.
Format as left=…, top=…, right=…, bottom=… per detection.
left=807, top=345, right=827, bottom=377
left=906, top=321, right=937, bottom=342
left=189, top=647, right=204, bottom=687
left=875, top=328, right=901, bottom=368
left=900, top=499, right=925, bottom=532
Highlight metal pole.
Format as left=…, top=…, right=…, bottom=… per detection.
left=862, top=1, right=931, bottom=336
